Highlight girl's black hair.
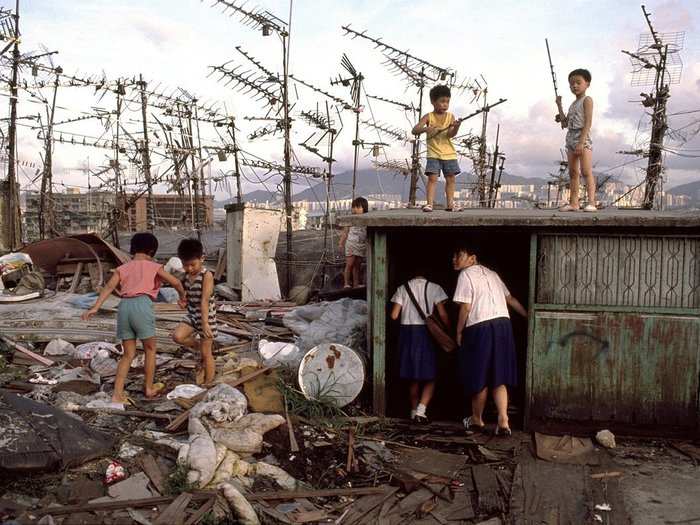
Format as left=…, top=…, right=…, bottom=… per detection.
left=568, top=68, right=591, bottom=83
left=177, top=238, right=204, bottom=262
left=351, top=196, right=369, bottom=213
left=130, top=232, right=159, bottom=257
left=429, top=84, right=451, bottom=102
left=453, top=242, right=480, bottom=258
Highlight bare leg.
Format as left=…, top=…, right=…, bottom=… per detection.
left=470, top=387, right=488, bottom=426
left=409, top=381, right=420, bottom=411
left=419, top=380, right=435, bottom=408
left=580, top=148, right=596, bottom=205
left=493, top=384, right=510, bottom=430
left=199, top=337, right=216, bottom=384
left=426, top=174, right=438, bottom=207
left=173, top=323, right=197, bottom=350
left=444, top=174, right=456, bottom=208
left=352, top=256, right=364, bottom=288
left=142, top=337, right=158, bottom=397
left=343, top=256, right=354, bottom=288
left=567, top=150, right=581, bottom=208
left=113, top=340, right=136, bottom=403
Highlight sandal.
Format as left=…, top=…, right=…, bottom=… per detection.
left=495, top=426, right=512, bottom=437
left=583, top=204, right=597, bottom=212
left=422, top=204, right=433, bottom=213
left=559, top=204, right=579, bottom=212
left=463, top=416, right=486, bottom=432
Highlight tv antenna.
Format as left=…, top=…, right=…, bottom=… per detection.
left=621, top=5, right=684, bottom=209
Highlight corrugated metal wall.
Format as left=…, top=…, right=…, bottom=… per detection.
left=528, top=234, right=700, bottom=431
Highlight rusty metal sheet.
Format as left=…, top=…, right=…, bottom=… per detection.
left=20, top=237, right=102, bottom=275
left=70, top=233, right=130, bottom=265
left=530, top=311, right=700, bottom=428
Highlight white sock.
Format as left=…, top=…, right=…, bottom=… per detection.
left=416, top=403, right=427, bottom=417
left=410, top=409, right=417, bottom=419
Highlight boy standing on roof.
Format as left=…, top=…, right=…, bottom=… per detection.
left=412, top=85, right=463, bottom=213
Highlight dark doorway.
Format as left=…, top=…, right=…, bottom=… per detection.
left=384, top=227, right=531, bottom=425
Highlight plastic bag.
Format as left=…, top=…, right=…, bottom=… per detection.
left=44, top=339, right=76, bottom=357
left=167, top=384, right=206, bottom=400
left=90, top=350, right=118, bottom=377
left=258, top=339, right=301, bottom=368
left=190, top=384, right=247, bottom=424
left=74, top=341, right=120, bottom=360
left=283, top=298, right=368, bottom=353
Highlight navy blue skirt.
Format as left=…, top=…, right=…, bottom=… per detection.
left=399, top=325, right=437, bottom=381
left=458, top=317, right=517, bottom=394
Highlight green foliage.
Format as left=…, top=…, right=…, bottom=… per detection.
left=165, top=462, right=194, bottom=496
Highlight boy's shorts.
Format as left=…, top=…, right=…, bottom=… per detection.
left=426, top=158, right=460, bottom=176
left=117, top=295, right=156, bottom=341
left=565, top=129, right=592, bottom=152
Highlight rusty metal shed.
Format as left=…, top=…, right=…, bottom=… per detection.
left=340, top=208, right=700, bottom=435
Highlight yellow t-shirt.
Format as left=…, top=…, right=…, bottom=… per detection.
left=426, top=112, right=457, bottom=160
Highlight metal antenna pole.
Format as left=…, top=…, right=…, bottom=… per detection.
left=408, top=68, right=424, bottom=207
left=187, top=106, right=202, bottom=240
left=193, top=103, right=207, bottom=219
left=138, top=74, right=155, bottom=231
left=487, top=123, right=500, bottom=207
left=6, top=0, right=21, bottom=248
left=229, top=118, right=243, bottom=204
left=281, top=30, right=293, bottom=294
left=642, top=42, right=669, bottom=209
left=477, top=87, right=489, bottom=207
left=39, top=67, right=60, bottom=239
left=350, top=88, right=361, bottom=200
left=110, top=80, right=123, bottom=247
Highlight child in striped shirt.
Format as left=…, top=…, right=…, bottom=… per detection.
left=172, top=238, right=217, bottom=384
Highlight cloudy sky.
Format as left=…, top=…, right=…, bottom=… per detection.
left=8, top=0, right=700, bottom=199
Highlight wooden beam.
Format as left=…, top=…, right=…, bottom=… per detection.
left=369, top=230, right=388, bottom=416
left=0, top=336, right=54, bottom=366
left=246, top=487, right=387, bottom=501
left=35, top=492, right=215, bottom=516
left=524, top=232, right=538, bottom=430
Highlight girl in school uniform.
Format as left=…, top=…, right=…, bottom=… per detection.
left=390, top=267, right=450, bottom=423
left=452, top=244, right=527, bottom=435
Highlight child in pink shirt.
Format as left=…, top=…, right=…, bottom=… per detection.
left=82, top=233, right=186, bottom=404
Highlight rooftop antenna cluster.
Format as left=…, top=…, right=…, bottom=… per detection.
left=342, top=24, right=494, bottom=206
left=621, top=4, right=685, bottom=210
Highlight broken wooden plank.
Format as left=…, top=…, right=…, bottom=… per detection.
left=246, top=487, right=387, bottom=501
left=139, top=454, right=167, bottom=496
left=0, top=335, right=54, bottom=366
left=285, top=400, right=300, bottom=453
left=154, top=492, right=192, bottom=525
left=509, top=447, right=588, bottom=524
left=471, top=464, right=503, bottom=515
left=184, top=496, right=217, bottom=525
left=35, top=492, right=215, bottom=516
left=586, top=467, right=631, bottom=524
left=76, top=408, right=173, bottom=420
left=342, top=487, right=399, bottom=525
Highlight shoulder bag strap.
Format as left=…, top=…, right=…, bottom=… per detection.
left=403, top=283, right=427, bottom=321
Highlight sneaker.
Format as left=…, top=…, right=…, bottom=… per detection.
left=583, top=204, right=597, bottom=212
left=422, top=204, right=433, bottom=213
left=463, top=416, right=485, bottom=432
left=558, top=204, right=578, bottom=212
left=412, top=413, right=429, bottom=424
